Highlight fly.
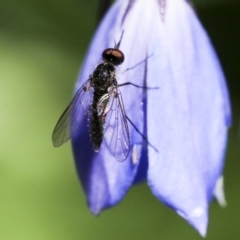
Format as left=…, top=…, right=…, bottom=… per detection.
left=52, top=31, right=157, bottom=161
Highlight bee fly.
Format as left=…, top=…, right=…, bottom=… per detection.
left=52, top=31, right=157, bottom=161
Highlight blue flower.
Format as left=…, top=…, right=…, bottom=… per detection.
left=71, top=0, right=231, bottom=236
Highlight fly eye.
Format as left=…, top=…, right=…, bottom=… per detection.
left=102, top=48, right=125, bottom=66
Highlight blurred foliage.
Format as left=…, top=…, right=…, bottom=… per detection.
left=0, top=0, right=239, bottom=239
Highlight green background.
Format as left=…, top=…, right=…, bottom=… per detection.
left=0, top=0, right=239, bottom=239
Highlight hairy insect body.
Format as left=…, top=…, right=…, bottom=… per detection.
left=91, top=63, right=116, bottom=90
left=90, top=63, right=117, bottom=151
left=52, top=32, right=133, bottom=161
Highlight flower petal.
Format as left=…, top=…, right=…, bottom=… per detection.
left=72, top=0, right=136, bottom=214
left=213, top=176, right=227, bottom=207
left=72, top=128, right=140, bottom=214
left=146, top=0, right=230, bottom=236
left=72, top=0, right=155, bottom=213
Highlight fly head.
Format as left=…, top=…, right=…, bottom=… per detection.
left=102, top=48, right=124, bottom=66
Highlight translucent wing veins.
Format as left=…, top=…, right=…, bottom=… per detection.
left=52, top=79, right=93, bottom=147
left=103, top=87, right=130, bottom=161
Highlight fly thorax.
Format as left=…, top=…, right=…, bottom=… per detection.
left=91, top=63, right=115, bottom=91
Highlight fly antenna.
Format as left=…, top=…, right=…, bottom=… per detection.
left=114, top=30, right=124, bottom=49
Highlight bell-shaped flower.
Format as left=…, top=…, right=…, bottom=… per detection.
left=68, top=0, right=231, bottom=236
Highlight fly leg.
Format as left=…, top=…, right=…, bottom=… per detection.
left=120, top=53, right=153, bottom=75
left=125, top=115, right=158, bottom=153
left=118, top=54, right=159, bottom=89
left=118, top=54, right=158, bottom=153
left=118, top=82, right=158, bottom=89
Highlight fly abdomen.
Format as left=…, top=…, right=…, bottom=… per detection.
left=91, top=92, right=106, bottom=151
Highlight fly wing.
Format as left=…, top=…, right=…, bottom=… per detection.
left=52, top=79, right=93, bottom=147
left=103, top=88, right=130, bottom=161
